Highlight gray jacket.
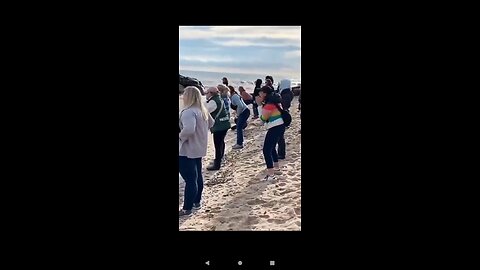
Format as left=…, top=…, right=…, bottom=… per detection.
left=179, top=107, right=215, bottom=158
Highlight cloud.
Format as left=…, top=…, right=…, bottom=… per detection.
left=180, top=26, right=300, bottom=49
left=212, top=39, right=299, bottom=48
left=179, top=26, right=300, bottom=41
left=179, top=26, right=301, bottom=79
left=181, top=55, right=234, bottom=63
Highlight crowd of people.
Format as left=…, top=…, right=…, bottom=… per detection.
left=178, top=76, right=299, bottom=217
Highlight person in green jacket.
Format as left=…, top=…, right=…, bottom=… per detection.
left=205, top=87, right=231, bottom=170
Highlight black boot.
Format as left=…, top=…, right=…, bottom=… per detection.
left=207, top=159, right=221, bottom=171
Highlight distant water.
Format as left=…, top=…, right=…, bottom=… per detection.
left=179, top=69, right=291, bottom=91
left=180, top=69, right=263, bottom=85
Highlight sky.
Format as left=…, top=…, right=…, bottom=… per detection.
left=179, top=26, right=301, bottom=80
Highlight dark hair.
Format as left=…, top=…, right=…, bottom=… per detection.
left=260, top=85, right=273, bottom=95
left=265, top=75, right=274, bottom=84
left=255, top=79, right=262, bottom=88
left=228, top=85, right=237, bottom=96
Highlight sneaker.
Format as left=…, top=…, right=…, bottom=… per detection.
left=207, top=163, right=221, bottom=171
left=263, top=175, right=277, bottom=181
left=193, top=203, right=201, bottom=210
left=179, top=209, right=192, bottom=216
left=232, top=144, right=243, bottom=149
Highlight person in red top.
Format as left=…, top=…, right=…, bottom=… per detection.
left=239, top=86, right=254, bottom=105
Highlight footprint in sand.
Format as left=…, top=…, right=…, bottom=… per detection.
left=247, top=198, right=265, bottom=205
left=246, top=216, right=260, bottom=225
left=217, top=217, right=227, bottom=223
left=267, top=218, right=285, bottom=224
left=263, top=201, right=276, bottom=207
left=280, top=190, right=294, bottom=195
left=294, top=207, right=301, bottom=215
left=287, top=171, right=296, bottom=176
left=247, top=180, right=259, bottom=185
left=230, top=215, right=244, bottom=221
left=278, top=182, right=287, bottom=187
left=210, top=207, right=221, bottom=214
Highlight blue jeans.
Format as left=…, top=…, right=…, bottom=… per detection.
left=236, top=108, right=250, bottom=146
left=263, top=124, right=285, bottom=168
left=179, top=156, right=203, bottom=211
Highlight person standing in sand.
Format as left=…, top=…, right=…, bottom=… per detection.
left=179, top=86, right=215, bottom=216
left=222, top=77, right=229, bottom=86
left=217, top=84, right=231, bottom=118
left=278, top=79, right=294, bottom=112
left=259, top=86, right=285, bottom=181
left=205, top=87, right=231, bottom=171
left=229, top=86, right=250, bottom=149
left=239, top=86, right=254, bottom=105
left=252, top=79, right=262, bottom=119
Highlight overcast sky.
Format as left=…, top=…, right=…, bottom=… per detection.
left=179, top=26, right=301, bottom=79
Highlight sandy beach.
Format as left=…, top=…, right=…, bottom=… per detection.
left=179, top=96, right=301, bottom=231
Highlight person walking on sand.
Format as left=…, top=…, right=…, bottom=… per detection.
left=179, top=86, right=215, bottom=216
left=252, top=79, right=262, bottom=119
left=205, top=87, right=231, bottom=170
left=278, top=79, right=294, bottom=112
left=222, top=77, right=229, bottom=86
left=298, top=90, right=301, bottom=134
left=239, top=86, right=254, bottom=105
left=265, top=77, right=274, bottom=91
left=229, top=86, right=250, bottom=149
left=217, top=84, right=231, bottom=117
left=259, top=86, right=285, bottom=180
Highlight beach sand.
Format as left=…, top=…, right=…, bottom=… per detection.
left=179, top=97, right=301, bottom=231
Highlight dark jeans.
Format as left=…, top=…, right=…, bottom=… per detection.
left=277, top=133, right=286, bottom=158
left=213, top=129, right=228, bottom=162
left=281, top=90, right=294, bottom=112
left=236, top=108, right=250, bottom=146
left=179, top=156, right=203, bottom=211
left=244, top=99, right=254, bottom=105
left=263, top=124, right=286, bottom=168
left=252, top=101, right=259, bottom=117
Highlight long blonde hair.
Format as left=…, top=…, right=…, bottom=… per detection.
left=217, top=84, right=230, bottom=98
left=182, top=86, right=209, bottom=121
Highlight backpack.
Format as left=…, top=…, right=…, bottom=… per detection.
left=274, top=104, right=292, bottom=127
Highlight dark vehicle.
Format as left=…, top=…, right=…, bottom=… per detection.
left=179, top=74, right=205, bottom=95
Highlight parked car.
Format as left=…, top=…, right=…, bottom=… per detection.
left=179, top=74, right=205, bottom=95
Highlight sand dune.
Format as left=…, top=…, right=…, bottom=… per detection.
left=179, top=97, right=301, bottom=231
